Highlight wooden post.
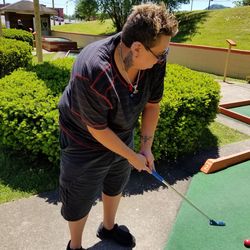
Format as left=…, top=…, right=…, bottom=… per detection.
left=33, top=0, right=43, bottom=63
left=223, top=39, right=236, bottom=82
left=208, top=0, right=213, bottom=9
left=52, top=0, right=55, bottom=26
left=191, top=0, right=194, bottom=11
left=0, top=13, right=3, bottom=37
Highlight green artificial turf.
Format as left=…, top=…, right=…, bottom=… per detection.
left=165, top=160, right=250, bottom=250
left=230, top=105, right=250, bottom=117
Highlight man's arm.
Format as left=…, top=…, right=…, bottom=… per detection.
left=87, top=125, right=150, bottom=173
left=140, top=102, right=161, bottom=169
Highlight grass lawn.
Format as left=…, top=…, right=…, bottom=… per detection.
left=32, top=52, right=57, bottom=64
left=52, top=7, right=250, bottom=50
left=0, top=148, right=58, bottom=204
left=173, top=6, right=250, bottom=50
left=206, top=73, right=248, bottom=84
left=52, top=19, right=115, bottom=35
left=0, top=121, right=249, bottom=204
left=198, top=122, right=249, bottom=150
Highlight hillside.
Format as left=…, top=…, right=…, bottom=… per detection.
left=52, top=6, right=250, bottom=50
left=173, top=6, right=250, bottom=50
left=52, top=19, right=115, bottom=35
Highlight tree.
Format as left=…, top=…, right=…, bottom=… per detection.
left=233, top=0, right=250, bottom=6
left=97, top=0, right=189, bottom=32
left=75, top=0, right=98, bottom=21
left=98, top=0, right=141, bottom=32
left=243, top=0, right=250, bottom=5
left=160, top=0, right=190, bottom=11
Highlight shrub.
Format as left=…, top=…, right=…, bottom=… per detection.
left=0, top=38, right=32, bottom=78
left=2, top=28, right=33, bottom=46
left=0, top=70, right=60, bottom=163
left=134, top=64, right=220, bottom=160
left=0, top=62, right=220, bottom=166
left=31, top=57, right=74, bottom=95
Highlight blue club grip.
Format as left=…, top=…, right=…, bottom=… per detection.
left=151, top=170, right=164, bottom=182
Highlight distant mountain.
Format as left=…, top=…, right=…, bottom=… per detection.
left=206, top=4, right=230, bottom=9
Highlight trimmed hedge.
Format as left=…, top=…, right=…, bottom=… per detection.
left=2, top=28, right=33, bottom=47
left=0, top=60, right=220, bottom=165
left=134, top=64, right=220, bottom=160
left=0, top=70, right=59, bottom=163
left=31, top=57, right=74, bottom=95
left=0, top=37, right=32, bottom=78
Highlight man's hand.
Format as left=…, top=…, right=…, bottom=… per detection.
left=139, top=149, right=155, bottom=172
left=127, top=153, right=151, bottom=173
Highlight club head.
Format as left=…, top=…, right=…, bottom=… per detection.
left=209, top=219, right=226, bottom=226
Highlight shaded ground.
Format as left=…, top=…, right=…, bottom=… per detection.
left=0, top=80, right=250, bottom=249
left=172, top=11, right=209, bottom=43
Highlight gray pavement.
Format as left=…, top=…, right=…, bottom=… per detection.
left=218, top=80, right=250, bottom=104
left=0, top=80, right=250, bottom=250
left=216, top=80, right=250, bottom=136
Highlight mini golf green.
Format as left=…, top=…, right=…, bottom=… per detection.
left=230, top=105, right=250, bottom=117
left=67, top=52, right=79, bottom=58
left=219, top=101, right=250, bottom=124
left=43, top=37, right=71, bottom=42
left=165, top=160, right=250, bottom=250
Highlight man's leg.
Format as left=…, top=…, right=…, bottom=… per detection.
left=97, top=158, right=135, bottom=247
left=68, top=214, right=89, bottom=249
left=102, top=192, right=122, bottom=229
left=98, top=192, right=135, bottom=248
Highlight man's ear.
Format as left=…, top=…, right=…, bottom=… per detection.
left=130, top=42, right=143, bottom=57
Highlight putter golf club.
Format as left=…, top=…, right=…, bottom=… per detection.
left=151, top=169, right=226, bottom=227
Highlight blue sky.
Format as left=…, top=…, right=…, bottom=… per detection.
left=180, top=0, right=234, bottom=11
left=5, top=0, right=235, bottom=15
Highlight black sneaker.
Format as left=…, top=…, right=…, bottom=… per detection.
left=66, top=240, right=84, bottom=250
left=96, top=223, right=136, bottom=248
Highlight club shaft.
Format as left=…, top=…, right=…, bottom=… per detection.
left=161, top=180, right=211, bottom=221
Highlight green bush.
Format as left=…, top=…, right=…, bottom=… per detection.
left=31, top=57, right=74, bottom=95
left=135, top=64, right=220, bottom=160
left=0, top=38, right=32, bottom=78
left=0, top=61, right=220, bottom=166
left=0, top=70, right=60, bottom=163
left=2, top=28, right=33, bottom=46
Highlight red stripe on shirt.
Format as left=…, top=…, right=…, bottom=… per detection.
left=60, top=124, right=105, bottom=149
left=90, top=64, right=114, bottom=109
left=70, top=108, right=108, bottom=129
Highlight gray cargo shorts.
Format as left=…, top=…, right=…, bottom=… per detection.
left=59, top=132, right=132, bottom=221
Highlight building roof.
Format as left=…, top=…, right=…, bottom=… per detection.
left=0, top=0, right=57, bottom=15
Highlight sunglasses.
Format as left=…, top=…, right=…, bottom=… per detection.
left=145, top=46, right=169, bottom=63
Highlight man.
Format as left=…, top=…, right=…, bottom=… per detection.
left=17, top=19, right=24, bottom=30
left=58, top=3, right=178, bottom=249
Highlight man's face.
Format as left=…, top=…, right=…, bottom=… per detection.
left=132, top=35, right=171, bottom=70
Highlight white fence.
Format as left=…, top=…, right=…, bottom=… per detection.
left=168, top=43, right=250, bottom=79
left=51, top=30, right=250, bottom=79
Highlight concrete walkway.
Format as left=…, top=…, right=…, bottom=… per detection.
left=216, top=80, right=250, bottom=136
left=0, top=80, right=249, bottom=250
left=218, top=80, right=250, bottom=104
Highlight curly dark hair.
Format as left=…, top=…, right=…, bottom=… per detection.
left=121, top=3, right=178, bottom=48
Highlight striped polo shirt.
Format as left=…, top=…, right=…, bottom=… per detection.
left=58, top=32, right=167, bottom=151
